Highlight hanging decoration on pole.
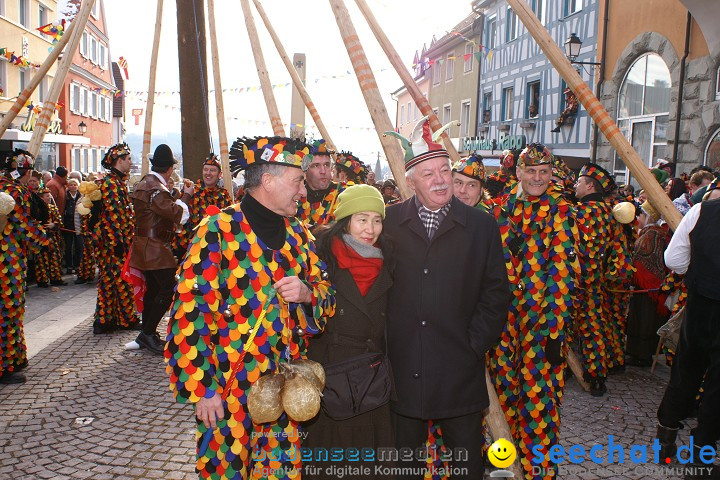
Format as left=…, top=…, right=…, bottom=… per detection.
left=240, top=0, right=285, bottom=136
left=352, top=0, right=462, bottom=165
left=26, top=0, right=94, bottom=157
left=506, top=0, right=681, bottom=230
left=206, top=0, right=233, bottom=196
left=327, top=0, right=410, bottom=199
left=141, top=0, right=165, bottom=176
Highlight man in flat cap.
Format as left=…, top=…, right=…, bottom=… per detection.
left=129, top=144, right=194, bottom=354
left=384, top=117, right=508, bottom=479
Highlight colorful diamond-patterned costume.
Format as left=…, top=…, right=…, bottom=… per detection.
left=0, top=177, right=48, bottom=377
left=77, top=213, right=97, bottom=281
left=165, top=204, right=335, bottom=480
left=35, top=202, right=64, bottom=285
left=488, top=183, right=580, bottom=479
left=173, top=180, right=233, bottom=256
left=572, top=200, right=628, bottom=381
left=92, top=170, right=138, bottom=330
left=295, top=181, right=345, bottom=227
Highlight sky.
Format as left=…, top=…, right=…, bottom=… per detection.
left=91, top=0, right=474, bottom=168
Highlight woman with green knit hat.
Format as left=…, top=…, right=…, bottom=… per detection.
left=304, top=184, right=395, bottom=477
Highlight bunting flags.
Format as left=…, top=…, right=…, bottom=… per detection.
left=0, top=48, right=42, bottom=70
left=412, top=31, right=494, bottom=69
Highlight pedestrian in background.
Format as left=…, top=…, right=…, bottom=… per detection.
left=64, top=178, right=82, bottom=274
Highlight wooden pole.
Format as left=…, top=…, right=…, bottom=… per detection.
left=289, top=53, right=306, bottom=140
left=239, top=0, right=285, bottom=136
left=567, top=350, right=591, bottom=391
left=506, top=0, right=682, bottom=230
left=251, top=0, right=337, bottom=152
left=0, top=19, right=78, bottom=138
left=206, top=0, right=232, bottom=196
left=352, top=0, right=461, bottom=164
left=141, top=0, right=164, bottom=176
left=485, top=369, right=525, bottom=478
left=26, top=0, right=95, bottom=157
left=328, top=0, right=410, bottom=198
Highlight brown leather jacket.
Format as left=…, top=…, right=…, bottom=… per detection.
left=129, top=173, right=189, bottom=270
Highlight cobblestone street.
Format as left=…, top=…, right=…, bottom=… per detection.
left=0, top=278, right=714, bottom=479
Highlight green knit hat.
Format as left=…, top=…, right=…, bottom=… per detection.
left=334, top=184, right=386, bottom=221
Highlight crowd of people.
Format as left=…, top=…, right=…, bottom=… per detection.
left=1, top=118, right=719, bottom=480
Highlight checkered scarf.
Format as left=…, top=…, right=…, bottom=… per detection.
left=417, top=201, right=451, bottom=239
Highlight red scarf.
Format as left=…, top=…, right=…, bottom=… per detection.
left=331, top=237, right=383, bottom=296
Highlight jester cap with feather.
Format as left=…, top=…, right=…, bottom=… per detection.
left=384, top=116, right=459, bottom=171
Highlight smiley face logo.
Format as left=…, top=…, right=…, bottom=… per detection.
left=488, top=438, right=517, bottom=469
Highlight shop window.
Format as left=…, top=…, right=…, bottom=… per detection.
left=526, top=81, right=540, bottom=118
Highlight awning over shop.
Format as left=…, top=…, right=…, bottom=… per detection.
left=1, top=129, right=90, bottom=145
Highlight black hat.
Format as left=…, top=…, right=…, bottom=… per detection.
left=150, top=144, right=177, bottom=167
left=56, top=166, right=68, bottom=178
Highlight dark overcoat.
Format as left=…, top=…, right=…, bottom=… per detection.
left=383, top=196, right=509, bottom=419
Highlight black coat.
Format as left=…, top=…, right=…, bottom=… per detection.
left=384, top=196, right=509, bottom=419
left=305, top=260, right=394, bottom=474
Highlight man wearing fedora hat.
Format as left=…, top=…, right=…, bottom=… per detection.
left=130, top=144, right=194, bottom=354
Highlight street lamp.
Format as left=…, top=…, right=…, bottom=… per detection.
left=78, top=121, right=87, bottom=135
left=564, top=33, right=600, bottom=66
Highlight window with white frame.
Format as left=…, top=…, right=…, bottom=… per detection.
left=19, top=0, right=29, bottom=27
left=506, top=7, right=519, bottom=42
left=90, top=91, right=98, bottom=118
left=70, top=84, right=80, bottom=112
left=38, top=78, right=46, bottom=103
left=414, top=104, right=419, bottom=122
left=532, top=0, right=546, bottom=24
left=81, top=87, right=88, bottom=115
left=445, top=54, right=454, bottom=82
left=99, top=44, right=106, bottom=69
left=463, top=44, right=473, bottom=73
left=502, top=87, right=514, bottom=121
left=100, top=95, right=106, bottom=121
left=80, top=32, right=87, bottom=57
left=18, top=69, right=27, bottom=93
left=432, top=107, right=439, bottom=118
left=564, top=0, right=582, bottom=16
left=90, top=37, right=98, bottom=64
left=433, top=62, right=441, bottom=85
left=91, top=1, right=98, bottom=18
left=38, top=3, right=47, bottom=31
left=483, top=92, right=492, bottom=123
left=106, top=97, right=112, bottom=122
left=443, top=104, right=452, bottom=125
left=83, top=148, right=89, bottom=172
left=486, top=16, right=497, bottom=50
left=0, top=1, right=5, bottom=17
left=460, top=101, right=471, bottom=137
left=400, top=105, right=405, bottom=125
left=527, top=81, right=540, bottom=118
left=406, top=102, right=411, bottom=123
left=91, top=148, right=98, bottom=171
left=0, top=60, right=6, bottom=96
left=73, top=148, right=81, bottom=171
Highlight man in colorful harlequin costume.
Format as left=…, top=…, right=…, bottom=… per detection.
left=173, top=153, right=233, bottom=260
left=485, top=149, right=519, bottom=199
left=572, top=162, right=628, bottom=397
left=452, top=154, right=488, bottom=211
left=487, top=143, right=580, bottom=479
left=35, top=187, right=66, bottom=288
left=296, top=139, right=345, bottom=227
left=90, top=143, right=139, bottom=334
left=165, top=135, right=335, bottom=480
left=0, top=150, right=48, bottom=384
left=333, top=151, right=368, bottom=185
